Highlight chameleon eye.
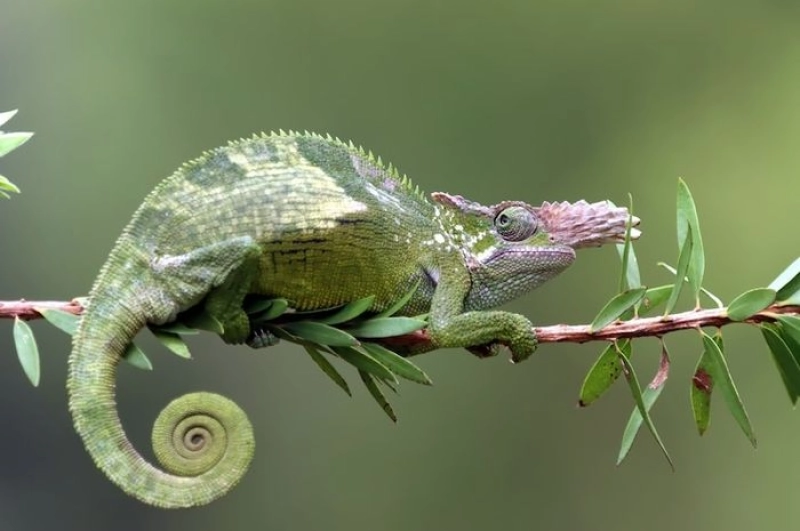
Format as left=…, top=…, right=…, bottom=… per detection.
left=494, top=206, right=538, bottom=241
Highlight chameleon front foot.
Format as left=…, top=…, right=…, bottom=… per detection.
left=430, top=311, right=538, bottom=363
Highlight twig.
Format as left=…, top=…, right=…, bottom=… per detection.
left=0, top=299, right=83, bottom=319
left=533, top=304, right=800, bottom=343
left=2, top=299, right=798, bottom=346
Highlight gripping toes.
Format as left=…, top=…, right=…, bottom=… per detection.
left=430, top=310, right=537, bottom=362
left=502, top=313, right=537, bottom=363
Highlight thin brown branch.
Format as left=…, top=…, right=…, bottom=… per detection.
left=533, top=304, right=800, bottom=343
left=0, top=299, right=83, bottom=319
left=1, top=299, right=798, bottom=347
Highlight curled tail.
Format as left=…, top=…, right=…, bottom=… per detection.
left=67, top=252, right=255, bottom=508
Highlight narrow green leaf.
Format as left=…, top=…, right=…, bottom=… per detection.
left=303, top=345, right=351, bottom=396
left=619, top=343, right=671, bottom=463
left=690, top=347, right=714, bottom=436
left=590, top=288, right=647, bottom=332
left=578, top=342, right=625, bottom=407
left=616, top=195, right=641, bottom=291
left=152, top=330, right=192, bottom=359
left=779, top=291, right=800, bottom=306
left=0, top=175, right=21, bottom=193
left=778, top=322, right=800, bottom=373
left=769, top=257, right=800, bottom=302
left=180, top=311, right=224, bottom=335
left=376, top=279, right=421, bottom=318
left=777, top=315, right=800, bottom=346
left=320, top=295, right=376, bottom=325
left=663, top=227, right=693, bottom=315
left=700, top=331, right=756, bottom=447
left=150, top=322, right=199, bottom=335
left=676, top=178, right=705, bottom=307
left=726, top=288, right=777, bottom=322
left=614, top=341, right=673, bottom=469
left=619, top=384, right=666, bottom=464
left=283, top=321, right=359, bottom=347
left=620, top=241, right=642, bottom=291
left=0, top=190, right=9, bottom=199
left=332, top=346, right=397, bottom=384
left=253, top=298, right=290, bottom=322
left=760, top=324, right=800, bottom=404
left=242, top=297, right=275, bottom=316
left=359, top=370, right=397, bottom=422
left=13, top=317, right=40, bottom=386
left=638, top=285, right=672, bottom=315
left=362, top=342, right=432, bottom=385
left=0, top=109, right=18, bottom=128
left=345, top=316, right=426, bottom=338
left=122, top=343, right=153, bottom=371
left=37, top=308, right=79, bottom=335
left=0, top=131, right=33, bottom=157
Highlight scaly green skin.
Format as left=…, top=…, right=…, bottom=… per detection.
left=68, top=132, right=638, bottom=508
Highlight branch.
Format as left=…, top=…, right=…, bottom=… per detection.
left=0, top=299, right=83, bottom=319
left=533, top=304, right=800, bottom=343
left=3, top=298, right=798, bottom=346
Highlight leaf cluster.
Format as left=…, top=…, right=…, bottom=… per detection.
left=579, top=180, right=800, bottom=467
left=15, top=288, right=431, bottom=422
left=0, top=110, right=33, bottom=198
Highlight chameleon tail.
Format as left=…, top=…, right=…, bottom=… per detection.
left=67, top=250, right=254, bottom=508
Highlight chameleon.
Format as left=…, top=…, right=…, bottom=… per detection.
left=67, top=131, right=640, bottom=508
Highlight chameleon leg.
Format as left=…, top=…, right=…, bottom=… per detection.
left=202, top=245, right=263, bottom=345
left=427, top=271, right=537, bottom=363
left=152, top=235, right=263, bottom=344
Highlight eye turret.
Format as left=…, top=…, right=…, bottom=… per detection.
left=494, top=206, right=538, bottom=242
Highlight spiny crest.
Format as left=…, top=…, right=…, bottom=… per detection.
left=176, top=130, right=427, bottom=201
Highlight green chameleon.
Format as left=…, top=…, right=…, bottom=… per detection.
left=68, top=131, right=639, bottom=508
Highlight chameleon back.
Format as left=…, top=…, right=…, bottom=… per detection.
left=126, top=133, right=442, bottom=314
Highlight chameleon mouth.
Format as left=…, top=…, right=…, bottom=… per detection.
left=486, top=245, right=576, bottom=268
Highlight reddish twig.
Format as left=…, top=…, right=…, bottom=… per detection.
left=0, top=299, right=83, bottom=319
left=533, top=304, right=800, bottom=343
left=2, top=298, right=798, bottom=346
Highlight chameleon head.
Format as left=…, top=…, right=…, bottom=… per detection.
left=431, top=193, right=640, bottom=310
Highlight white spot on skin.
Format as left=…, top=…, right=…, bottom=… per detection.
left=364, top=182, right=407, bottom=212
left=227, top=151, right=251, bottom=167
left=151, top=253, right=190, bottom=272
left=433, top=233, right=446, bottom=244
left=473, top=246, right=497, bottom=263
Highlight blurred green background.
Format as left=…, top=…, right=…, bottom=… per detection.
left=1, top=1, right=798, bottom=529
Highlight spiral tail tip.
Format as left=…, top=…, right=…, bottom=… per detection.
left=150, top=391, right=255, bottom=508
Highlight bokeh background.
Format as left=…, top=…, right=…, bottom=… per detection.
left=1, top=1, right=798, bottom=530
